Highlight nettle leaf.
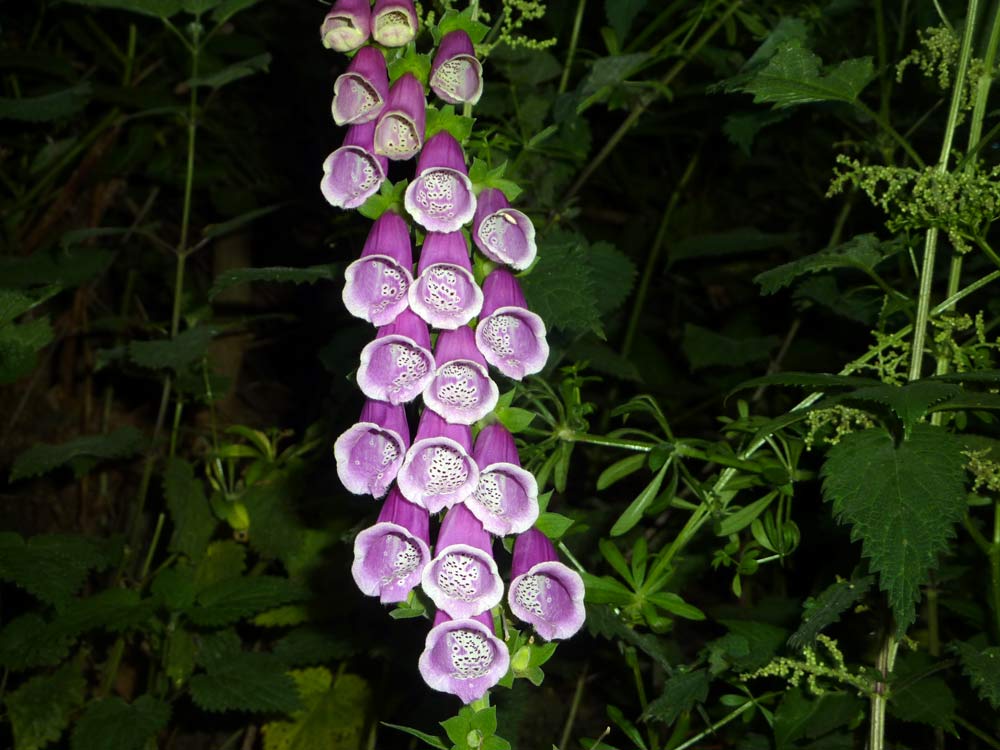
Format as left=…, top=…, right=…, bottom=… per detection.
left=844, top=381, right=961, bottom=434
left=0, top=246, right=114, bottom=289
left=273, top=628, right=353, bottom=667
left=642, top=669, right=709, bottom=725
left=723, top=109, right=793, bottom=156
left=190, top=651, right=302, bottom=714
left=682, top=323, right=779, bottom=370
left=0, top=83, right=92, bottom=122
left=209, top=263, right=340, bottom=299
left=821, top=425, right=967, bottom=635
left=587, top=241, right=637, bottom=317
left=0, top=533, right=118, bottom=608
left=579, top=52, right=651, bottom=101
left=755, top=234, right=898, bottom=295
left=774, top=687, right=864, bottom=747
left=56, top=588, right=156, bottom=637
left=70, top=695, right=171, bottom=750
left=262, top=669, right=370, bottom=750
left=731, top=372, right=882, bottom=396
left=586, top=604, right=673, bottom=670
left=888, top=671, right=957, bottom=735
left=63, top=0, right=182, bottom=17
left=194, top=540, right=247, bottom=590
left=187, top=575, right=308, bottom=626
left=0, top=286, right=59, bottom=325
left=10, top=426, right=143, bottom=482
left=128, top=326, right=217, bottom=371
left=0, top=317, right=54, bottom=384
left=187, top=53, right=271, bottom=89
left=522, top=231, right=601, bottom=336
left=163, top=457, right=216, bottom=562
left=242, top=474, right=308, bottom=565
left=605, top=0, right=646, bottom=41
left=951, top=641, right=1000, bottom=708
left=788, top=575, right=874, bottom=650
left=0, top=614, right=73, bottom=671
left=425, top=105, right=474, bottom=143
left=5, top=662, right=85, bottom=750
left=706, top=621, right=788, bottom=674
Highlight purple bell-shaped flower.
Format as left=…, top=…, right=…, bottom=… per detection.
left=475, top=269, right=549, bottom=379
left=429, top=30, right=483, bottom=105
left=404, top=131, right=476, bottom=233
left=357, top=308, right=435, bottom=404
left=320, top=121, right=388, bottom=210
left=351, top=486, right=431, bottom=603
left=320, top=0, right=371, bottom=52
left=343, top=211, right=414, bottom=326
left=508, top=529, right=586, bottom=641
left=334, top=398, right=410, bottom=497
left=472, top=188, right=537, bottom=270
left=467, top=423, right=538, bottom=536
left=408, top=231, right=483, bottom=329
left=374, top=73, right=426, bottom=161
left=332, top=46, right=390, bottom=126
left=421, top=503, right=503, bottom=618
left=423, top=327, right=498, bottom=426
left=371, top=0, right=418, bottom=47
left=397, top=409, right=479, bottom=512
left=418, top=610, right=510, bottom=704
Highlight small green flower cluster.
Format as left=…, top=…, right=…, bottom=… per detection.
left=476, top=0, right=556, bottom=52
left=931, top=310, right=999, bottom=372
left=805, top=406, right=877, bottom=448
left=741, top=634, right=870, bottom=696
left=963, top=447, right=1000, bottom=493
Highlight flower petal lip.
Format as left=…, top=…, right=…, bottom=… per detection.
left=351, top=521, right=431, bottom=603
left=371, top=0, right=418, bottom=47
left=472, top=189, right=537, bottom=270
left=421, top=542, right=503, bottom=618
left=374, top=73, right=426, bottom=161
left=342, top=212, right=414, bottom=326
left=408, top=233, right=483, bottom=329
left=332, top=46, right=390, bottom=125
left=467, top=462, right=539, bottom=536
left=320, top=122, right=387, bottom=210
left=397, top=435, right=479, bottom=511
left=475, top=305, right=549, bottom=380
left=418, top=612, right=510, bottom=704
left=333, top=398, right=409, bottom=497
left=357, top=312, right=435, bottom=404
left=404, top=132, right=476, bottom=233
left=430, top=30, right=483, bottom=105
left=321, top=0, right=372, bottom=52
left=424, top=329, right=498, bottom=425
left=508, top=560, right=586, bottom=640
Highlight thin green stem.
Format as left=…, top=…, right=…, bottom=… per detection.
left=139, top=513, right=166, bottom=581
left=992, top=499, right=1000, bottom=640
left=672, top=698, right=757, bottom=750
left=954, top=715, right=1000, bottom=750
left=558, top=0, right=586, bottom=95
left=875, top=0, right=891, bottom=122
left=559, top=666, right=587, bottom=750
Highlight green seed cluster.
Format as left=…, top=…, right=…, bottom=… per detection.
left=740, top=634, right=870, bottom=696
left=805, top=406, right=877, bottom=448
left=897, top=25, right=960, bottom=90
left=931, top=310, right=999, bottom=372
left=964, top=448, right=1000, bottom=493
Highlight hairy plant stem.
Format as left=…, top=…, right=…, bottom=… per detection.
left=557, top=0, right=586, bottom=95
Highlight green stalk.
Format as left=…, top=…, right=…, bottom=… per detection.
left=558, top=0, right=586, bottom=95
left=559, top=666, right=587, bottom=750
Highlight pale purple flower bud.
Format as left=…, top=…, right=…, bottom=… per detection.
left=371, top=0, right=418, bottom=47
left=334, top=398, right=410, bottom=497
left=423, top=327, right=498, bottom=425
left=320, top=121, right=389, bottom=210
left=404, top=132, right=476, bottom=233
left=508, top=529, right=586, bottom=641
left=332, top=46, right=390, bottom=126
left=408, top=232, right=483, bottom=329
left=351, top=486, right=431, bottom=603
left=421, top=503, right=503, bottom=618
left=357, top=309, right=435, bottom=404
left=472, top=188, right=537, bottom=270
left=429, top=30, right=483, bottom=105
left=373, top=73, right=426, bottom=161
left=475, top=269, right=549, bottom=380
left=320, top=0, right=371, bottom=52
left=397, top=409, right=479, bottom=512
left=418, top=610, right=510, bottom=704
left=467, top=424, right=538, bottom=536
left=343, top=212, right=414, bottom=326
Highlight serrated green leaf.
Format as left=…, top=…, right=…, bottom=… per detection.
left=682, top=323, right=779, bottom=370
left=0, top=533, right=118, bottom=608
left=164, top=627, right=196, bottom=686
left=468, top=159, right=523, bottom=202
left=587, top=604, right=672, bottom=670
left=774, top=687, right=864, bottom=748
left=263, top=669, right=369, bottom=750
left=128, top=326, right=216, bottom=371
left=209, top=263, right=341, bottom=298
left=580, top=53, right=650, bottom=100
left=63, top=0, right=182, bottom=17
left=71, top=696, right=171, bottom=750
left=358, top=182, right=408, bottom=221
left=788, top=575, right=874, bottom=650
left=722, top=109, right=793, bottom=156
left=187, top=53, right=271, bottom=88
left=387, top=48, right=431, bottom=85
left=888, top=675, right=956, bottom=735
left=587, top=241, right=636, bottom=317
left=425, top=105, right=474, bottom=143
left=642, top=669, right=709, bottom=725
left=0, top=83, right=92, bottom=122
left=187, top=575, right=308, bottom=626
left=821, top=425, right=967, bottom=635
left=521, top=231, right=600, bottom=336
left=151, top=565, right=196, bottom=610
left=163, top=458, right=216, bottom=561
left=242, top=474, right=308, bottom=566
left=708, top=620, right=788, bottom=674
left=844, top=381, right=960, bottom=435
left=493, top=405, right=536, bottom=433
left=0, top=246, right=114, bottom=289
left=10, top=426, right=143, bottom=482
left=0, top=317, right=54, bottom=384
left=731, top=372, right=882, bottom=396
left=190, top=652, right=301, bottom=714
left=434, top=7, right=489, bottom=44
left=0, top=287, right=60, bottom=326
left=254, top=604, right=309, bottom=627
left=951, top=641, right=1000, bottom=708
left=193, top=540, right=246, bottom=590
left=55, top=588, right=155, bottom=637
left=5, top=662, right=85, bottom=750
left=194, top=629, right=241, bottom=668
left=610, top=461, right=669, bottom=536
left=535, top=512, right=574, bottom=540
left=273, top=628, right=352, bottom=667
left=0, top=614, right=72, bottom=671
left=755, top=234, right=900, bottom=295
left=605, top=0, right=646, bottom=40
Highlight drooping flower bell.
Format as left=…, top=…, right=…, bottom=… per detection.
left=507, top=529, right=585, bottom=641
left=351, top=486, right=431, bottom=603
left=320, top=0, right=371, bottom=52
left=467, top=423, right=538, bottom=536
left=321, top=121, right=388, bottom=210
left=404, top=131, right=476, bottom=233
left=421, top=503, right=503, bottom=618
left=343, top=211, right=414, bottom=326
left=357, top=308, right=435, bottom=404
left=408, top=232, right=483, bottom=329
left=472, top=188, right=537, bottom=270
left=332, top=46, right=390, bottom=126
left=429, top=30, right=483, bottom=105
left=475, top=268, right=549, bottom=379
left=334, top=398, right=410, bottom=497
left=418, top=610, right=510, bottom=704
left=374, top=73, right=426, bottom=161
left=423, top=327, right=498, bottom=426
left=397, top=409, right=479, bottom=512
left=371, top=0, right=418, bottom=47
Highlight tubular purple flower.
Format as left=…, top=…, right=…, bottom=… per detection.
left=423, top=327, right=498, bottom=425
left=429, top=30, right=483, bottom=105
left=371, top=0, right=418, bottom=47
left=334, top=398, right=410, bottom=497
left=397, top=409, right=479, bottom=512
left=351, top=486, right=431, bottom=603
left=408, top=232, right=483, bottom=329
left=418, top=610, right=510, bottom=704
left=472, top=188, right=537, bottom=270
left=404, top=132, right=476, bottom=233
left=343, top=211, right=414, bottom=326
left=467, top=423, right=538, bottom=536
left=320, top=0, right=371, bottom=52
left=332, top=46, right=390, bottom=126
left=357, top=308, right=435, bottom=404
left=508, top=529, right=586, bottom=641
left=475, top=269, right=549, bottom=380
left=320, top=121, right=388, bottom=210
left=421, top=503, right=503, bottom=618
left=373, top=73, right=426, bottom=161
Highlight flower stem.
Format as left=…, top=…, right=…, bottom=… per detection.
left=559, top=665, right=587, bottom=750
left=672, top=698, right=756, bottom=750
left=558, top=0, right=586, bottom=95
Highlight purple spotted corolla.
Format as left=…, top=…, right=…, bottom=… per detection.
left=397, top=409, right=479, bottom=512
left=320, top=0, right=371, bottom=52
left=421, top=502, right=503, bottom=618
left=472, top=188, right=537, bottom=270
left=508, top=529, right=585, bottom=641
left=429, top=30, right=483, bottom=105
left=423, top=326, right=498, bottom=426
left=332, top=46, right=389, bottom=126
left=371, top=0, right=418, bottom=47
left=475, top=268, right=549, bottom=379
left=408, top=231, right=483, bottom=330
left=374, top=73, right=426, bottom=161
left=342, top=211, right=413, bottom=326
left=418, top=610, right=510, bottom=704
left=404, top=131, right=476, bottom=233
left=466, top=423, right=538, bottom=536
left=321, top=121, right=388, bottom=210
left=357, top=308, right=435, bottom=404
left=334, top=398, right=410, bottom=497
left=351, top=486, right=431, bottom=603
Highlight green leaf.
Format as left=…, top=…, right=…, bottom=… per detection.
left=425, top=105, right=474, bottom=143
left=606, top=705, right=647, bottom=750
left=468, top=159, right=522, bottom=202
left=605, top=0, right=646, bottom=41
left=493, top=405, right=536, bottom=433
left=707, top=620, right=788, bottom=674
left=580, top=53, right=651, bottom=99
left=181, top=0, right=220, bottom=14
left=382, top=723, right=448, bottom=750
left=642, top=669, right=709, bottom=725
left=597, top=454, right=647, bottom=491
left=521, top=231, right=601, bottom=336
left=71, top=696, right=171, bottom=750
left=535, top=512, right=575, bottom=540
left=0, top=533, right=118, bottom=608
left=610, top=461, right=669, bottom=536
left=755, top=234, right=896, bottom=295
left=190, top=652, right=302, bottom=713
left=888, top=675, right=956, bottom=735
left=722, top=109, right=793, bottom=156
left=357, top=182, right=408, bottom=221
left=0, top=287, right=60, bottom=325
left=387, top=47, right=432, bottom=85
left=163, top=458, right=216, bottom=561
left=262, top=669, right=370, bottom=750
left=951, top=641, right=1000, bottom=708
left=731, top=372, right=882, bottom=395
left=210, top=0, right=262, bottom=22
left=821, top=425, right=967, bottom=635
left=646, top=592, right=705, bottom=621
left=682, top=324, right=779, bottom=370
left=0, top=318, right=54, bottom=384
left=0, top=83, right=92, bottom=121
left=193, top=540, right=246, bottom=590
left=272, top=628, right=352, bottom=667
left=587, top=604, right=672, bottom=670
left=202, top=202, right=288, bottom=240
left=242, top=474, right=308, bottom=566
left=56, top=588, right=155, bottom=637
left=669, top=226, right=796, bottom=266
left=151, top=566, right=196, bottom=611
left=63, top=0, right=182, bottom=17
left=0, top=614, right=72, bottom=671
left=187, top=575, right=308, bottom=626
left=5, top=663, right=85, bottom=750
left=0, top=246, right=113, bottom=289
left=209, top=264, right=341, bottom=299
left=580, top=573, right=633, bottom=606
left=844, top=381, right=960, bottom=435
left=187, top=53, right=271, bottom=88
left=774, top=687, right=864, bottom=749
left=717, top=492, right=777, bottom=536
left=10, top=426, right=143, bottom=482
left=128, top=326, right=217, bottom=371
left=433, top=7, right=489, bottom=44
left=788, top=575, right=874, bottom=650
left=587, top=241, right=637, bottom=317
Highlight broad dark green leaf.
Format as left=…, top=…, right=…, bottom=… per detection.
left=187, top=575, right=308, bottom=626
left=55, top=588, right=155, bottom=637
left=128, top=326, right=216, bottom=371
left=682, top=324, right=779, bottom=370
left=0, top=318, right=53, bottom=384
left=605, top=0, right=646, bottom=40
left=587, top=241, right=637, bottom=317
left=774, top=688, right=864, bottom=749
left=788, top=575, right=874, bottom=649
left=190, top=652, right=301, bottom=713
left=10, top=426, right=143, bottom=482
left=187, top=53, right=271, bottom=89
left=211, top=0, right=262, bottom=22
left=5, top=662, right=85, bottom=750
left=263, top=669, right=370, bottom=750
left=0, top=533, right=118, bottom=608
left=522, top=231, right=602, bottom=337
left=71, top=696, right=170, bottom=750
left=433, top=7, right=490, bottom=44
left=844, top=381, right=960, bottom=434
left=535, top=512, right=575, bottom=540
left=209, top=264, right=340, bottom=299
left=0, top=246, right=114, bottom=289
left=272, top=628, right=353, bottom=667
left=888, top=676, right=956, bottom=734
left=755, top=234, right=896, bottom=295
left=0, top=614, right=72, bottom=671
left=425, top=105, right=474, bottom=143
left=580, top=53, right=651, bottom=99
left=731, top=372, right=881, bottom=396
left=642, top=669, right=709, bottom=725
left=0, top=83, right=92, bottom=121
left=163, top=457, right=216, bottom=561
left=951, top=641, right=1000, bottom=708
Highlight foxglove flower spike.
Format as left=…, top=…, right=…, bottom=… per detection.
left=467, top=423, right=538, bottom=536
left=371, top=0, right=418, bottom=47
left=472, top=188, right=537, bottom=270
left=357, top=309, right=435, bottom=404
left=508, top=529, right=585, bottom=640
left=423, top=326, right=498, bottom=425
left=404, top=131, right=476, bottom=233
left=321, top=0, right=371, bottom=52
left=408, top=231, right=483, bottom=329
left=334, top=398, right=410, bottom=497
left=332, top=46, right=390, bottom=126
left=374, top=73, right=427, bottom=161
left=321, top=121, right=388, bottom=210
left=397, top=409, right=479, bottom=512
left=418, top=610, right=510, bottom=703
left=475, top=269, right=549, bottom=379
left=352, top=486, right=431, bottom=602
left=343, top=211, right=414, bottom=326
left=429, top=30, right=483, bottom=105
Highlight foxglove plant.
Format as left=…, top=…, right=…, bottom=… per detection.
left=408, top=231, right=483, bottom=329
left=418, top=610, right=510, bottom=704
left=507, top=529, right=585, bottom=641
left=404, top=131, right=477, bottom=233
left=333, top=397, right=410, bottom=497
left=342, top=210, right=413, bottom=326
left=476, top=268, right=549, bottom=379
left=357, top=308, right=435, bottom=404
left=320, top=120, right=387, bottom=209
left=374, top=72, right=426, bottom=161
left=397, top=408, right=479, bottom=512
left=332, top=45, right=389, bottom=126
left=472, top=188, right=537, bottom=270
left=423, top=326, right=498, bottom=426
left=429, top=30, right=483, bottom=105
left=320, top=0, right=371, bottom=52
left=371, top=0, right=418, bottom=47
left=467, top=423, right=538, bottom=536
